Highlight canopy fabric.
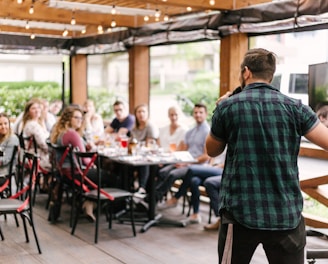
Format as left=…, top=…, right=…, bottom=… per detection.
left=0, top=0, right=327, bottom=55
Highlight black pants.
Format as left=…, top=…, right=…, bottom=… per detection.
left=218, top=215, right=306, bottom=264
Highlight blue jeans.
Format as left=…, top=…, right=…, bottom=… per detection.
left=204, top=176, right=221, bottom=217
left=175, top=165, right=223, bottom=214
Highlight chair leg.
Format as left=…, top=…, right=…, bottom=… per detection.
left=129, top=197, right=136, bottom=236
left=0, top=225, right=4, bottom=240
left=14, top=214, right=19, bottom=227
left=21, top=215, right=29, bottom=243
left=95, top=201, right=101, bottom=244
left=208, top=207, right=212, bottom=224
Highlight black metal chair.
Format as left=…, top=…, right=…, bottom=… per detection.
left=17, top=133, right=51, bottom=205
left=46, top=142, right=75, bottom=225
left=0, top=151, right=42, bottom=254
left=71, top=151, right=136, bottom=243
left=306, top=229, right=328, bottom=264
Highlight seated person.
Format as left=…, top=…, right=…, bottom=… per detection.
left=158, top=106, right=186, bottom=152
left=21, top=98, right=51, bottom=172
left=0, top=113, right=19, bottom=190
left=155, top=103, right=210, bottom=208
left=50, top=105, right=108, bottom=222
left=49, top=99, right=63, bottom=117
left=159, top=149, right=226, bottom=225
left=40, top=98, right=57, bottom=132
left=82, top=99, right=104, bottom=143
left=203, top=175, right=221, bottom=230
left=105, top=100, right=135, bottom=137
left=130, top=104, right=159, bottom=195
left=316, top=102, right=328, bottom=127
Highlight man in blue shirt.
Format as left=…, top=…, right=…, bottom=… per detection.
left=105, top=100, right=135, bottom=136
left=206, top=48, right=328, bottom=264
left=156, top=103, right=210, bottom=222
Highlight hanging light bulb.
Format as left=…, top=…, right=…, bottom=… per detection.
left=111, top=5, right=116, bottom=15
left=97, top=25, right=103, bottom=33
left=144, top=15, right=149, bottom=22
left=155, top=9, right=160, bottom=18
left=62, top=29, right=68, bottom=36
left=186, top=7, right=192, bottom=12
left=163, top=14, right=169, bottom=21
left=111, top=19, right=116, bottom=28
left=81, top=28, right=86, bottom=34
left=155, top=17, right=159, bottom=22
left=25, top=21, right=29, bottom=29
left=71, top=10, right=76, bottom=25
left=209, top=0, right=215, bottom=5
left=17, top=0, right=23, bottom=4
left=29, top=4, right=34, bottom=14
left=30, top=33, right=35, bottom=39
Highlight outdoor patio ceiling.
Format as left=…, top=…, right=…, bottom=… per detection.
left=0, top=0, right=328, bottom=54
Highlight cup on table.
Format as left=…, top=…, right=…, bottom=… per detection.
left=169, top=142, right=177, bottom=152
left=119, top=136, right=129, bottom=155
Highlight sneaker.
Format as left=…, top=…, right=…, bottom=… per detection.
left=157, top=200, right=178, bottom=210
left=187, top=214, right=202, bottom=224
left=133, top=187, right=146, bottom=199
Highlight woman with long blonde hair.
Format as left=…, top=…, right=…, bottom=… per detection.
left=21, top=98, right=50, bottom=171
left=50, top=105, right=101, bottom=222
left=0, top=113, right=19, bottom=186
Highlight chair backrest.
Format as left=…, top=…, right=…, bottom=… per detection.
left=0, top=145, right=19, bottom=197
left=73, top=151, right=114, bottom=201
left=10, top=151, right=38, bottom=210
left=18, top=133, right=37, bottom=154
left=47, top=142, right=74, bottom=179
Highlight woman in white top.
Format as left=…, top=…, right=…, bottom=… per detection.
left=159, top=106, right=186, bottom=152
left=82, top=99, right=104, bottom=142
left=21, top=98, right=51, bottom=171
left=130, top=104, right=159, bottom=195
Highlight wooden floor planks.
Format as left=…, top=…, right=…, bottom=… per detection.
left=0, top=193, right=327, bottom=263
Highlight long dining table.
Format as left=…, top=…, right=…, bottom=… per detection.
left=99, top=148, right=197, bottom=232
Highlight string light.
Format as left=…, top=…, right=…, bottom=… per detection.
left=81, top=28, right=86, bottom=34
left=29, top=4, right=34, bottom=14
left=111, top=5, right=116, bottom=15
left=70, top=10, right=76, bottom=25
left=163, top=14, right=169, bottom=21
left=111, top=19, right=116, bottom=27
left=62, top=28, right=68, bottom=36
left=17, top=0, right=23, bottom=4
left=97, top=25, right=103, bottom=33
left=30, top=33, right=35, bottom=39
left=155, top=9, right=160, bottom=18
left=144, top=15, right=149, bottom=21
left=25, top=21, right=29, bottom=29
left=186, top=7, right=192, bottom=12
left=209, top=0, right=215, bottom=5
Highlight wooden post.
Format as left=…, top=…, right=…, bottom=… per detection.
left=70, top=54, right=88, bottom=105
left=128, top=46, right=150, bottom=113
left=220, top=33, right=248, bottom=96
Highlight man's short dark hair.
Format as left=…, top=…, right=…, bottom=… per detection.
left=241, top=48, right=276, bottom=81
left=113, top=100, right=124, bottom=107
left=194, top=103, right=207, bottom=113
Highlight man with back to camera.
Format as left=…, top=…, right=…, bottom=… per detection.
left=206, top=48, right=328, bottom=264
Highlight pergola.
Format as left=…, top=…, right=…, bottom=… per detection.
left=1, top=0, right=328, bottom=108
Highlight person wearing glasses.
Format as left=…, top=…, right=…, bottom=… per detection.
left=105, top=100, right=135, bottom=137
left=50, top=105, right=103, bottom=222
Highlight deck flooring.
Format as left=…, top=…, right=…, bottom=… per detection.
left=0, top=192, right=327, bottom=263
left=0, top=149, right=328, bottom=264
